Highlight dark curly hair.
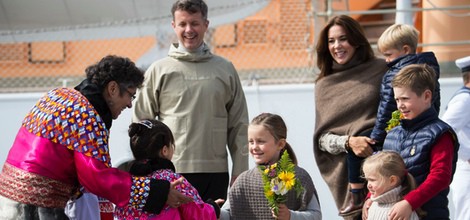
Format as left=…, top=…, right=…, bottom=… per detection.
left=129, top=119, right=175, bottom=161
left=85, top=55, right=144, bottom=92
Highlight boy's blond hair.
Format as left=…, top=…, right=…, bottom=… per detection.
left=392, top=64, right=436, bottom=96
left=378, top=24, right=419, bottom=53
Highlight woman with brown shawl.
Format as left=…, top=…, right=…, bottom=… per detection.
left=313, top=15, right=388, bottom=220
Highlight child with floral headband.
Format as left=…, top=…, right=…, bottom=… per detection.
left=114, top=119, right=220, bottom=220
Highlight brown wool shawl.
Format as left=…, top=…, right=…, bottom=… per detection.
left=313, top=57, right=387, bottom=214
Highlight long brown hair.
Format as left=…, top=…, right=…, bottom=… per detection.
left=315, top=15, right=374, bottom=82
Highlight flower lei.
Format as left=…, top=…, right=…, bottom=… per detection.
left=385, top=110, right=404, bottom=132
left=259, top=150, right=304, bottom=215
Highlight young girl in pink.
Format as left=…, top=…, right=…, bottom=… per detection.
left=114, top=119, right=219, bottom=220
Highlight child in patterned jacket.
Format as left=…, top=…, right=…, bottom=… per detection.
left=114, top=119, right=220, bottom=220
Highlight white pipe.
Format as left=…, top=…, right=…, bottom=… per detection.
left=396, top=0, right=414, bottom=25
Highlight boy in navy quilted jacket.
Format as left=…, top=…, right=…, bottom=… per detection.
left=369, top=64, right=457, bottom=220
left=370, top=23, right=441, bottom=145
left=340, top=24, right=442, bottom=216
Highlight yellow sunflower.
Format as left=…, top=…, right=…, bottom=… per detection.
left=278, top=171, right=295, bottom=190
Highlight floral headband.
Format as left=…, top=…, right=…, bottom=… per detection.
left=138, top=120, right=154, bottom=129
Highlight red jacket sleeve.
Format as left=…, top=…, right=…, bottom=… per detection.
left=404, top=132, right=454, bottom=209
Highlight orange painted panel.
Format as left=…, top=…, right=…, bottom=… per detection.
left=0, top=37, right=155, bottom=78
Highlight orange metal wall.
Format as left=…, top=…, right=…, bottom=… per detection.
left=422, top=0, right=470, bottom=62
left=212, top=0, right=314, bottom=70
left=0, top=37, right=155, bottom=78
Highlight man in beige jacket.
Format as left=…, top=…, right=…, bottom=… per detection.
left=132, top=0, right=249, bottom=202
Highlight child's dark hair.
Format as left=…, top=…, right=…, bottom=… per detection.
left=129, top=119, right=175, bottom=161
left=250, top=113, right=298, bottom=165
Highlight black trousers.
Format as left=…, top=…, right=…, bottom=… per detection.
left=346, top=129, right=380, bottom=183
left=181, top=172, right=229, bottom=201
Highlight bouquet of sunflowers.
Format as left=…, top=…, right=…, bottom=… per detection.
left=259, top=150, right=304, bottom=215
left=385, top=110, right=404, bottom=132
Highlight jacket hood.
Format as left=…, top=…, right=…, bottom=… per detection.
left=388, top=52, right=439, bottom=70
left=168, top=43, right=213, bottom=62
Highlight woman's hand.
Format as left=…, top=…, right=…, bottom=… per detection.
left=348, top=136, right=375, bottom=157
left=214, top=199, right=225, bottom=206
left=272, top=204, right=291, bottom=220
left=166, top=177, right=193, bottom=208
left=388, top=200, right=412, bottom=220
left=362, top=198, right=372, bottom=220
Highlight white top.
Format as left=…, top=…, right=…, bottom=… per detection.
left=441, top=91, right=470, bottom=161
left=368, top=186, right=419, bottom=220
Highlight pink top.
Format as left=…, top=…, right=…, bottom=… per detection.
left=114, top=169, right=217, bottom=220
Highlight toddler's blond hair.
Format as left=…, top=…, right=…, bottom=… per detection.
left=378, top=24, right=419, bottom=53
